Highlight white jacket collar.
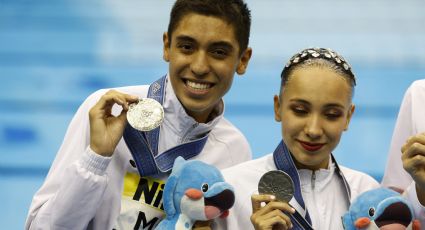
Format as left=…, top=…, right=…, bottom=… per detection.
left=298, top=157, right=335, bottom=191
left=162, top=74, right=224, bottom=141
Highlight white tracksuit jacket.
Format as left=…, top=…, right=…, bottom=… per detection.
left=216, top=154, right=380, bottom=230
left=25, top=75, right=252, bottom=230
left=382, top=79, right=425, bottom=227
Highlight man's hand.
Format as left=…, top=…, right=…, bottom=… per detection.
left=402, top=133, right=425, bottom=205
left=250, top=194, right=295, bottom=230
left=89, top=90, right=139, bottom=157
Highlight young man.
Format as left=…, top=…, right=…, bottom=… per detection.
left=25, top=0, right=252, bottom=229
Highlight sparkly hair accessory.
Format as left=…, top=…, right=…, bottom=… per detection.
left=283, top=48, right=356, bottom=85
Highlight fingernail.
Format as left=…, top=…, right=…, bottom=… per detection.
left=260, top=202, right=266, bottom=207
left=291, top=208, right=296, bottom=213
left=270, top=195, right=276, bottom=200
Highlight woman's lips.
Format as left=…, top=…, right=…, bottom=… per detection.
left=299, top=141, right=325, bottom=152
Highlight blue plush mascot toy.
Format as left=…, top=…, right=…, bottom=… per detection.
left=342, top=187, right=420, bottom=230
left=155, top=157, right=235, bottom=230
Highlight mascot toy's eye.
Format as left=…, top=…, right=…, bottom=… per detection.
left=202, top=183, right=209, bottom=192
left=368, top=207, right=375, bottom=217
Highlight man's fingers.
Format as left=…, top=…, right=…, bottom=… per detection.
left=121, top=93, right=140, bottom=110
left=91, top=90, right=138, bottom=115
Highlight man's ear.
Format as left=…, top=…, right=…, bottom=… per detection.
left=274, top=95, right=282, bottom=122
left=163, top=32, right=170, bottom=62
left=344, top=104, right=355, bottom=131
left=236, top=47, right=252, bottom=75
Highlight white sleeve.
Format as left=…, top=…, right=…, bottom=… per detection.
left=215, top=165, right=257, bottom=230
left=403, top=182, right=425, bottom=227
left=381, top=83, right=415, bottom=190
left=25, top=91, right=112, bottom=230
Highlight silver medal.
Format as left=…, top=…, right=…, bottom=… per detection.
left=127, top=98, right=164, bottom=131
left=258, top=170, right=294, bottom=202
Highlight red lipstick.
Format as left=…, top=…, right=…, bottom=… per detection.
left=299, top=141, right=325, bottom=152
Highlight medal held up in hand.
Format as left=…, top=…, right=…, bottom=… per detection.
left=127, top=98, right=164, bottom=131
left=258, top=170, right=294, bottom=203
left=258, top=170, right=314, bottom=230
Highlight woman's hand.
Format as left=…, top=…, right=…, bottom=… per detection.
left=89, top=90, right=139, bottom=157
left=250, top=194, right=295, bottom=230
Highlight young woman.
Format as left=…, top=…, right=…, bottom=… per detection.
left=217, top=48, right=379, bottom=230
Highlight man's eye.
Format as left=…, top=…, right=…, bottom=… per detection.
left=178, top=44, right=193, bottom=52
left=212, top=49, right=227, bottom=57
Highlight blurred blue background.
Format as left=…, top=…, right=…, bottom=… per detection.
left=1, top=0, right=424, bottom=228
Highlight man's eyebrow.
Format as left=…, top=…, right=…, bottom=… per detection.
left=175, top=35, right=235, bottom=49
left=175, top=35, right=196, bottom=43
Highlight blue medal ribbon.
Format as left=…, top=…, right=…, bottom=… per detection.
left=273, top=140, right=351, bottom=230
left=123, top=76, right=209, bottom=176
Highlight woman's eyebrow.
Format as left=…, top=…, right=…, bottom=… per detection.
left=289, top=99, right=310, bottom=105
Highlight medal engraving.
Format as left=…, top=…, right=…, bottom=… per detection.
left=127, top=98, right=164, bottom=131
left=258, top=170, right=294, bottom=202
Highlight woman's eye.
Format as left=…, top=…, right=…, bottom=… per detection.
left=326, top=113, right=340, bottom=118
left=292, top=107, right=307, bottom=114
left=325, top=110, right=342, bottom=119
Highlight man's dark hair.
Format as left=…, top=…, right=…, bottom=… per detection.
left=167, top=0, right=251, bottom=54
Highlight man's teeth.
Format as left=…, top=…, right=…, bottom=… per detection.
left=186, top=80, right=211, bottom=90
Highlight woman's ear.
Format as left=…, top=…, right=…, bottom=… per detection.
left=344, top=104, right=355, bottom=131
left=274, top=95, right=282, bottom=122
